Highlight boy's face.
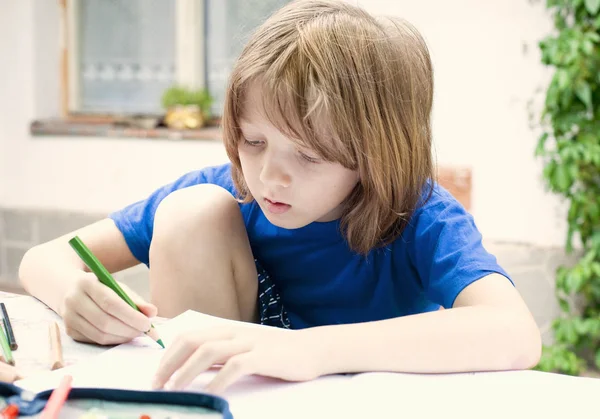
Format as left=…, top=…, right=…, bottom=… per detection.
left=237, top=84, right=359, bottom=229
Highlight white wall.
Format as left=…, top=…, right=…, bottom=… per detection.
left=0, top=0, right=24, bottom=206
left=0, top=0, right=567, bottom=247
left=357, top=0, right=564, bottom=247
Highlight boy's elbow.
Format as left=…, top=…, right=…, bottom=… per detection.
left=509, top=312, right=542, bottom=370
left=19, top=244, right=50, bottom=292
left=18, top=245, right=39, bottom=290
left=512, top=336, right=542, bottom=371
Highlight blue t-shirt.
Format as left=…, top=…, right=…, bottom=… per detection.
left=109, top=163, right=511, bottom=329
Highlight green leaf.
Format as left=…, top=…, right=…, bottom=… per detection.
left=592, top=151, right=600, bottom=166
left=535, top=133, right=550, bottom=156
left=566, top=225, right=575, bottom=253
left=588, top=318, right=600, bottom=337
left=586, top=32, right=600, bottom=42
left=585, top=0, right=600, bottom=14
left=568, top=200, right=580, bottom=222
left=556, top=266, right=568, bottom=290
left=566, top=323, right=579, bottom=345
left=543, top=160, right=556, bottom=183
left=574, top=318, right=589, bottom=334
left=567, top=269, right=585, bottom=292
left=583, top=249, right=596, bottom=264
left=560, top=86, right=573, bottom=109
left=546, top=83, right=560, bottom=110
left=589, top=201, right=600, bottom=220
left=554, top=164, right=571, bottom=191
left=557, top=69, right=570, bottom=88
left=582, top=39, right=595, bottom=54
left=591, top=282, right=600, bottom=299
left=595, top=348, right=600, bottom=369
left=582, top=262, right=593, bottom=279
left=559, top=297, right=571, bottom=312
left=568, top=162, right=579, bottom=180
left=582, top=147, right=592, bottom=163
left=575, top=82, right=592, bottom=109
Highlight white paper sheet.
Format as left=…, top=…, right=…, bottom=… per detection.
left=17, top=310, right=600, bottom=418
left=17, top=310, right=352, bottom=419
left=0, top=295, right=108, bottom=377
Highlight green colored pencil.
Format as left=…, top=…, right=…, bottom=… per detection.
left=0, top=321, right=14, bottom=365
left=68, top=236, right=164, bottom=348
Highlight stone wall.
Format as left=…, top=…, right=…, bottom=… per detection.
left=0, top=208, right=149, bottom=295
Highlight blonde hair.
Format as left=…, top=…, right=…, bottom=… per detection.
left=223, top=0, right=434, bottom=254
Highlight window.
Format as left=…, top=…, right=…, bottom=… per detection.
left=205, top=0, right=291, bottom=115
left=62, top=0, right=289, bottom=118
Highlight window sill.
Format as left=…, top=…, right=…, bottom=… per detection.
left=28, top=119, right=472, bottom=210
left=30, top=118, right=223, bottom=142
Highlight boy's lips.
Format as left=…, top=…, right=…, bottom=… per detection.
left=264, top=196, right=288, bottom=205
left=264, top=197, right=292, bottom=214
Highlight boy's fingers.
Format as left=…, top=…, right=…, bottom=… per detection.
left=205, top=352, right=254, bottom=394
left=82, top=279, right=151, bottom=333
left=165, top=340, right=250, bottom=390
left=153, top=329, right=241, bottom=389
left=75, top=296, right=141, bottom=339
left=119, top=283, right=158, bottom=318
left=137, top=302, right=158, bottom=319
left=152, top=337, right=198, bottom=389
left=64, top=322, right=93, bottom=344
left=66, top=313, right=129, bottom=346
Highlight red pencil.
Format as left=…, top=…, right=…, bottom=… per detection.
left=0, top=404, right=19, bottom=419
left=40, top=375, right=73, bottom=419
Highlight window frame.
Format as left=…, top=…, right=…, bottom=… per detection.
left=60, top=0, right=206, bottom=120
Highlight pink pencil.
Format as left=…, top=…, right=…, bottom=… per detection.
left=40, top=375, right=73, bottom=419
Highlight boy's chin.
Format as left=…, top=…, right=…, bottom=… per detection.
left=262, top=212, right=312, bottom=230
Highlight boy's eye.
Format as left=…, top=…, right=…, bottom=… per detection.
left=243, top=139, right=264, bottom=147
left=299, top=151, right=321, bottom=164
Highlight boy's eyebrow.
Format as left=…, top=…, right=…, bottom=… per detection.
left=238, top=120, right=263, bottom=138
left=238, top=120, right=256, bottom=132
left=238, top=121, right=254, bottom=131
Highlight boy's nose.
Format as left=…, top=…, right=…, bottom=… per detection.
left=259, top=159, right=292, bottom=188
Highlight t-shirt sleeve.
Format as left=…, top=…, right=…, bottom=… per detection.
left=108, top=164, right=235, bottom=266
left=407, top=187, right=513, bottom=309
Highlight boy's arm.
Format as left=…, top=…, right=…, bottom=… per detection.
left=19, top=218, right=139, bottom=314
left=307, top=273, right=541, bottom=375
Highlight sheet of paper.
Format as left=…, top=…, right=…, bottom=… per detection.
left=17, top=310, right=353, bottom=419
left=0, top=295, right=108, bottom=377
left=18, top=309, right=600, bottom=418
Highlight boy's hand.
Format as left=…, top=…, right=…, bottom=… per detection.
left=151, top=325, right=323, bottom=394
left=60, top=272, right=157, bottom=345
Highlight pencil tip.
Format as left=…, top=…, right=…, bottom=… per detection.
left=157, top=339, right=165, bottom=349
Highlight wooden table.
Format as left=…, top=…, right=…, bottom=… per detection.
left=0, top=291, right=113, bottom=379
